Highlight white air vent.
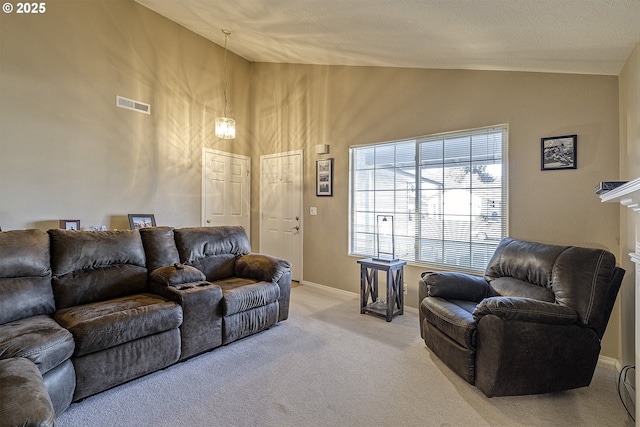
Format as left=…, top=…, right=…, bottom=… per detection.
left=116, top=95, right=151, bottom=115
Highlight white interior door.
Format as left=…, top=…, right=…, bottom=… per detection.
left=260, top=150, right=303, bottom=281
left=202, top=148, right=250, bottom=235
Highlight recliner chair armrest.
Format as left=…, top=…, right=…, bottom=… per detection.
left=473, top=297, right=578, bottom=325
left=235, top=253, right=291, bottom=283
left=421, top=271, right=491, bottom=302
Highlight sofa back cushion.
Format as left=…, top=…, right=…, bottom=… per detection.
left=173, top=226, right=251, bottom=281
left=48, top=229, right=147, bottom=309
left=139, top=226, right=180, bottom=271
left=0, top=230, right=55, bottom=324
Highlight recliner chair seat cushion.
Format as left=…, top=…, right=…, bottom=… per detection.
left=421, top=297, right=477, bottom=349
left=213, top=278, right=280, bottom=316
left=54, top=293, right=182, bottom=356
left=0, top=315, right=74, bottom=375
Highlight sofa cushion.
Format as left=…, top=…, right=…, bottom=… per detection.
left=149, top=264, right=206, bottom=286
left=213, top=278, right=280, bottom=316
left=421, top=297, right=477, bottom=349
left=0, top=315, right=75, bottom=375
left=0, top=229, right=54, bottom=324
left=222, top=301, right=279, bottom=345
left=0, top=229, right=50, bottom=278
left=235, top=254, right=292, bottom=283
left=54, top=294, right=183, bottom=357
left=0, top=277, right=56, bottom=325
left=174, top=226, right=252, bottom=281
left=49, top=229, right=148, bottom=309
left=0, top=357, right=56, bottom=427
left=139, top=226, right=180, bottom=271
left=174, top=226, right=251, bottom=261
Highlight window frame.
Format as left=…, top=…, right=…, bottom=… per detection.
left=348, top=124, right=508, bottom=274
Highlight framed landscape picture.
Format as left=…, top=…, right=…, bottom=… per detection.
left=128, top=214, right=156, bottom=229
left=316, top=158, right=333, bottom=196
left=541, top=134, right=577, bottom=170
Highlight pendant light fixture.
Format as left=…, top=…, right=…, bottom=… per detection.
left=215, top=29, right=236, bottom=139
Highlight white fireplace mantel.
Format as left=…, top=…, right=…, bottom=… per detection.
left=599, top=178, right=640, bottom=210
left=600, top=177, right=639, bottom=419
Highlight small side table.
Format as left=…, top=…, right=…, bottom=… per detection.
left=358, top=258, right=407, bottom=322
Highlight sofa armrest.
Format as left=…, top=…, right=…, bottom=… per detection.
left=235, top=253, right=291, bottom=283
left=421, top=271, right=491, bottom=302
left=473, top=296, right=578, bottom=325
left=148, top=280, right=223, bottom=360
left=149, top=263, right=206, bottom=286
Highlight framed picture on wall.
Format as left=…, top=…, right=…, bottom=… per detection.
left=60, top=219, right=80, bottom=230
left=128, top=214, right=156, bottom=229
left=316, top=158, right=333, bottom=196
left=541, top=134, right=577, bottom=170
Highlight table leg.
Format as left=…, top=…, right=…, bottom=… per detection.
left=386, top=269, right=393, bottom=321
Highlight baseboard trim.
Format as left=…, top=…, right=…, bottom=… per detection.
left=598, top=355, right=634, bottom=405
left=300, top=280, right=634, bottom=406
left=598, top=355, right=617, bottom=370
left=299, top=280, right=419, bottom=314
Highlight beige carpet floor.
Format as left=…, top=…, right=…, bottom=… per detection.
left=56, top=284, right=633, bottom=426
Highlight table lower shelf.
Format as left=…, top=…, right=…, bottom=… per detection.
left=361, top=301, right=402, bottom=321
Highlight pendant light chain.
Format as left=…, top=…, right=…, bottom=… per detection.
left=215, top=29, right=236, bottom=139
left=222, top=30, right=229, bottom=118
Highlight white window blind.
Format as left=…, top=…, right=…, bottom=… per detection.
left=349, top=125, right=508, bottom=273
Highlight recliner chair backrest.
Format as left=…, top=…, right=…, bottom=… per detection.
left=485, top=238, right=569, bottom=288
left=552, top=246, right=622, bottom=336
left=485, top=237, right=623, bottom=336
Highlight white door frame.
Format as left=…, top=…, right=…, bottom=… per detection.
left=201, top=148, right=251, bottom=236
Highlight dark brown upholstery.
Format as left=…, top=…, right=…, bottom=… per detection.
left=419, top=237, right=624, bottom=397
left=0, top=357, right=56, bottom=427
left=0, top=230, right=75, bottom=415
left=1, top=226, right=292, bottom=423
left=142, top=225, right=292, bottom=355
left=48, top=229, right=183, bottom=401
left=162, top=226, right=291, bottom=346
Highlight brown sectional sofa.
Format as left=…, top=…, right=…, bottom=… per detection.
left=0, top=226, right=291, bottom=426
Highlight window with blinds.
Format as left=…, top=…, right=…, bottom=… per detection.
left=349, top=125, right=508, bottom=273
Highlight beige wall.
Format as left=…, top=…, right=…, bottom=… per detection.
left=619, top=43, right=640, bottom=368
left=0, top=0, right=251, bottom=231
left=250, top=63, right=622, bottom=356
left=0, top=1, right=626, bottom=359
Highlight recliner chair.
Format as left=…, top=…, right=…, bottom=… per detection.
left=419, top=237, right=624, bottom=397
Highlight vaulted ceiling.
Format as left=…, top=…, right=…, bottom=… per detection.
left=136, top=0, right=640, bottom=75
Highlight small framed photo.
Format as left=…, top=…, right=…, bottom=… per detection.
left=541, top=134, right=577, bottom=170
left=60, top=219, right=80, bottom=230
left=128, top=214, right=156, bottom=229
left=316, top=158, right=333, bottom=197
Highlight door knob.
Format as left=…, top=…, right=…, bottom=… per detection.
left=207, top=219, right=212, bottom=224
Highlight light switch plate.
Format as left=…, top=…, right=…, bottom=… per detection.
left=310, top=207, right=318, bottom=216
